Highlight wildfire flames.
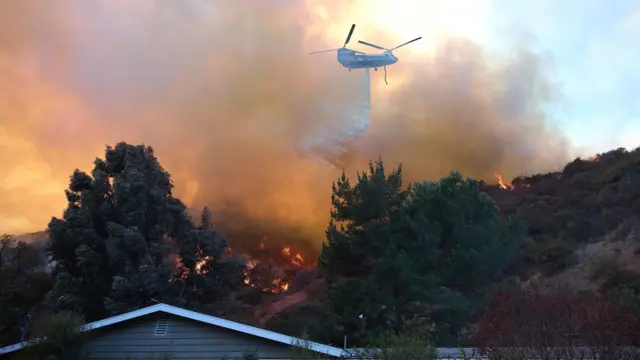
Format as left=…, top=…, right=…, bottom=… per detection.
left=494, top=169, right=569, bottom=192
left=281, top=246, right=305, bottom=267
left=195, top=256, right=212, bottom=274
left=493, top=172, right=513, bottom=190
left=188, top=238, right=310, bottom=295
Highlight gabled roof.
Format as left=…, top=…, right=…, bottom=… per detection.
left=0, top=303, right=349, bottom=358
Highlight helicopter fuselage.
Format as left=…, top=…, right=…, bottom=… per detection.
left=337, top=48, right=397, bottom=69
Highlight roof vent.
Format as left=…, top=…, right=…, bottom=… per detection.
left=154, top=317, right=169, bottom=336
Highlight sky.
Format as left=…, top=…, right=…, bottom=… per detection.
left=0, top=0, right=637, bottom=238
left=486, top=0, right=640, bottom=151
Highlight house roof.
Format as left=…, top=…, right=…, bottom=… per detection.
left=0, top=303, right=350, bottom=358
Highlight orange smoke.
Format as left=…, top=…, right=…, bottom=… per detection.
left=0, top=1, right=574, bottom=243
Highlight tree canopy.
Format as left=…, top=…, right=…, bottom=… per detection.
left=47, top=142, right=245, bottom=321
left=319, top=162, right=525, bottom=345
left=0, top=234, right=52, bottom=346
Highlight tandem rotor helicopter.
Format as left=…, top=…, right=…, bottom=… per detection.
left=309, top=24, right=422, bottom=85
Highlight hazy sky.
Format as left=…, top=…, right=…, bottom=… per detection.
left=486, top=0, right=640, bottom=151
left=0, top=0, right=637, bottom=236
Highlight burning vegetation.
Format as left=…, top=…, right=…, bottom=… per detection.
left=7, top=141, right=640, bottom=351
left=241, top=239, right=313, bottom=294
left=188, top=237, right=313, bottom=295
left=493, top=172, right=513, bottom=190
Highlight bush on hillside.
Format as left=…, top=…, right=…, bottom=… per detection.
left=471, top=283, right=640, bottom=360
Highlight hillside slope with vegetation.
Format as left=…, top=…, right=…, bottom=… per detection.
left=485, top=147, right=640, bottom=284
left=2, top=144, right=640, bottom=358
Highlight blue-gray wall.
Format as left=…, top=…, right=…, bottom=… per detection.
left=80, top=314, right=330, bottom=360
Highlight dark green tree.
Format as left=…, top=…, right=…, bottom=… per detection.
left=0, top=235, right=53, bottom=346
left=48, top=142, right=245, bottom=320
left=172, top=206, right=246, bottom=309
left=319, top=160, right=415, bottom=342
left=48, top=143, right=184, bottom=319
left=320, top=163, right=525, bottom=346
left=402, top=172, right=525, bottom=344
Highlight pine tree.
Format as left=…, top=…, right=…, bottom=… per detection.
left=319, top=163, right=525, bottom=345
left=172, top=207, right=245, bottom=308
left=402, top=171, right=525, bottom=344
left=319, top=160, right=417, bottom=342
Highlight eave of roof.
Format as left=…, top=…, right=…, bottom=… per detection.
left=0, top=303, right=349, bottom=358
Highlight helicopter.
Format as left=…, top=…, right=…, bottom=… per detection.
left=309, top=24, right=422, bottom=84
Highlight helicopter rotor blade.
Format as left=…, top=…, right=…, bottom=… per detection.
left=344, top=24, right=356, bottom=46
left=309, top=48, right=340, bottom=55
left=358, top=40, right=388, bottom=51
left=391, top=37, right=422, bottom=51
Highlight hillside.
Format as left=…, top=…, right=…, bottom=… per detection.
left=265, top=147, right=640, bottom=339
left=5, top=147, right=640, bottom=347
left=486, top=147, right=640, bottom=280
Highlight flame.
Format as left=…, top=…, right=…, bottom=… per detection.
left=280, top=245, right=306, bottom=267
left=176, top=238, right=306, bottom=295
left=589, top=155, right=600, bottom=161
left=243, top=260, right=257, bottom=285
left=493, top=172, right=513, bottom=190
left=241, top=258, right=290, bottom=293
left=292, top=253, right=304, bottom=266
left=195, top=256, right=212, bottom=274
left=271, top=277, right=289, bottom=292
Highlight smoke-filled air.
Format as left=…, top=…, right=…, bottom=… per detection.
left=0, top=0, right=573, bottom=250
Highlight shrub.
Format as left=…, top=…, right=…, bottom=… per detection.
left=288, top=330, right=435, bottom=360
left=470, top=284, right=640, bottom=360
left=265, top=300, right=343, bottom=345
left=526, top=237, right=576, bottom=275
left=14, top=311, right=86, bottom=360
left=354, top=331, right=436, bottom=360
left=590, top=255, right=620, bottom=281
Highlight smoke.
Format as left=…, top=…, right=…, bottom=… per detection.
left=0, top=0, right=572, bottom=249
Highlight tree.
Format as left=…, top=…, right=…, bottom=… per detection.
left=265, top=300, right=344, bottom=346
left=0, top=235, right=53, bottom=346
left=403, top=172, right=525, bottom=344
left=0, top=234, right=15, bottom=269
left=320, top=160, right=425, bottom=343
left=320, top=164, right=525, bottom=345
left=172, top=206, right=246, bottom=309
left=16, top=311, right=86, bottom=360
left=48, top=142, right=244, bottom=320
